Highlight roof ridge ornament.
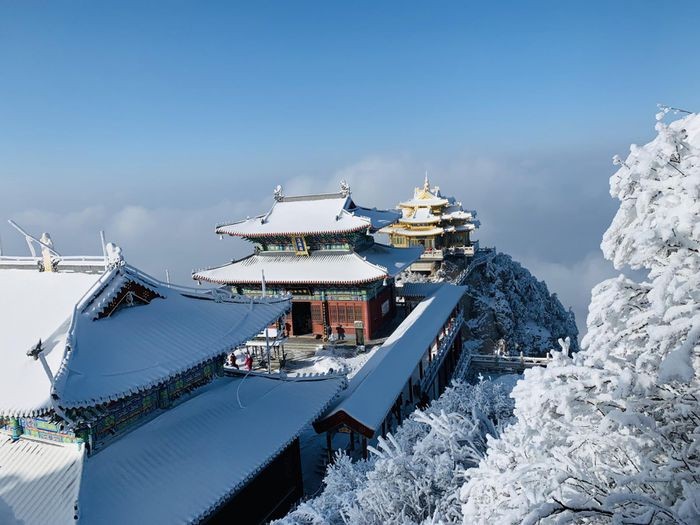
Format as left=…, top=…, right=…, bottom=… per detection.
left=273, top=185, right=284, bottom=201
left=424, top=171, right=430, bottom=192
left=105, top=242, right=125, bottom=269
left=340, top=180, right=351, bottom=197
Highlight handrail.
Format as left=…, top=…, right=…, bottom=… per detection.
left=452, top=343, right=473, bottom=381
left=420, top=313, right=464, bottom=392
left=470, top=354, right=551, bottom=364
left=0, top=255, right=106, bottom=263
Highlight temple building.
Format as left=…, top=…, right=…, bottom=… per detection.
left=380, top=176, right=478, bottom=274
left=193, top=182, right=423, bottom=341
left=0, top=235, right=344, bottom=524
left=314, top=283, right=467, bottom=458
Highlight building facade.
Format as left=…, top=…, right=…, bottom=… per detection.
left=314, top=284, right=467, bottom=458
left=380, top=176, right=478, bottom=274
left=0, top=237, right=344, bottom=524
left=194, top=182, right=422, bottom=341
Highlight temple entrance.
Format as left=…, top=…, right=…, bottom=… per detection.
left=291, top=302, right=313, bottom=335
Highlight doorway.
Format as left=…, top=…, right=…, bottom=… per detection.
left=292, top=302, right=313, bottom=335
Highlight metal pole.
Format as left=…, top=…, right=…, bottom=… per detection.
left=261, top=270, right=271, bottom=373
left=8, top=220, right=60, bottom=256
left=265, top=326, right=271, bottom=374
left=99, top=230, right=108, bottom=269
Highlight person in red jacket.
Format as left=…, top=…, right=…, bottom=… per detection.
left=244, top=351, right=253, bottom=371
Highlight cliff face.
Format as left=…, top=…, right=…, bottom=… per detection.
left=462, top=251, right=579, bottom=357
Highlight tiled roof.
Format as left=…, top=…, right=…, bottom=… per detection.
left=193, top=244, right=423, bottom=286
left=79, top=375, right=345, bottom=524
left=52, top=266, right=290, bottom=408
left=397, top=282, right=445, bottom=298
left=0, top=262, right=290, bottom=414
left=0, top=374, right=344, bottom=525
left=316, top=284, right=466, bottom=437
left=0, top=436, right=84, bottom=525
left=215, top=193, right=398, bottom=238
left=0, top=269, right=104, bottom=416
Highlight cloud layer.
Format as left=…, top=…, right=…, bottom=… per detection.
left=0, top=148, right=625, bottom=336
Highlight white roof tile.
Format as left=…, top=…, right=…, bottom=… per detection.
left=79, top=375, right=345, bottom=524
left=0, top=436, right=84, bottom=525
left=318, top=284, right=465, bottom=436
left=53, top=266, right=290, bottom=408
left=193, top=244, right=423, bottom=285
left=0, top=270, right=104, bottom=416
left=215, top=193, right=398, bottom=238
left=0, top=263, right=290, bottom=413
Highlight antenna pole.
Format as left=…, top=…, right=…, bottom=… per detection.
left=8, top=220, right=61, bottom=257
left=261, top=269, right=272, bottom=373
left=99, top=230, right=108, bottom=269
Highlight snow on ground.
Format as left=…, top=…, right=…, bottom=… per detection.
left=488, top=373, right=520, bottom=393
left=288, top=345, right=382, bottom=378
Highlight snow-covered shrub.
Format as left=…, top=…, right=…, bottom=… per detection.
left=464, top=252, right=579, bottom=357
left=460, top=112, right=700, bottom=524
left=277, top=379, right=515, bottom=525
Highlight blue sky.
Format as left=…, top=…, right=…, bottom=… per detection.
left=1, top=1, right=699, bottom=333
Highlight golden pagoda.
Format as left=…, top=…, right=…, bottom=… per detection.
left=380, top=175, right=477, bottom=274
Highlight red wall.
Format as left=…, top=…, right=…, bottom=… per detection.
left=285, top=285, right=396, bottom=341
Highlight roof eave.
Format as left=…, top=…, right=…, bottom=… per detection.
left=215, top=224, right=369, bottom=239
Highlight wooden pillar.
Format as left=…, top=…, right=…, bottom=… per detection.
left=362, top=300, right=372, bottom=341
left=322, top=298, right=330, bottom=338
left=349, top=431, right=355, bottom=451
left=419, top=360, right=424, bottom=379
left=326, top=432, right=333, bottom=464
left=362, top=437, right=368, bottom=459
left=408, top=377, right=413, bottom=403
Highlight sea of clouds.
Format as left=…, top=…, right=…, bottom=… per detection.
left=0, top=148, right=630, bottom=336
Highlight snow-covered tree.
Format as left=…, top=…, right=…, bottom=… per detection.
left=464, top=252, right=579, bottom=357
left=460, top=112, right=700, bottom=524
left=277, top=379, right=515, bottom=525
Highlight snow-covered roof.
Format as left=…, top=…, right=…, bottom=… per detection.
left=0, top=436, right=84, bottom=525
left=348, top=204, right=401, bottom=231
left=399, top=207, right=442, bottom=224
left=397, top=282, right=445, bottom=298
left=443, top=223, right=476, bottom=233
left=316, top=284, right=466, bottom=437
left=0, top=269, right=104, bottom=416
left=400, top=195, right=449, bottom=207
left=398, top=179, right=450, bottom=208
left=393, top=179, right=477, bottom=231
left=442, top=209, right=473, bottom=221
left=52, top=265, right=290, bottom=408
left=215, top=191, right=399, bottom=238
left=0, top=262, right=290, bottom=414
left=0, top=255, right=106, bottom=273
left=193, top=244, right=423, bottom=286
left=79, top=374, right=345, bottom=524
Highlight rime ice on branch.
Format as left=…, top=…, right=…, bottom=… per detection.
left=460, top=111, right=700, bottom=524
